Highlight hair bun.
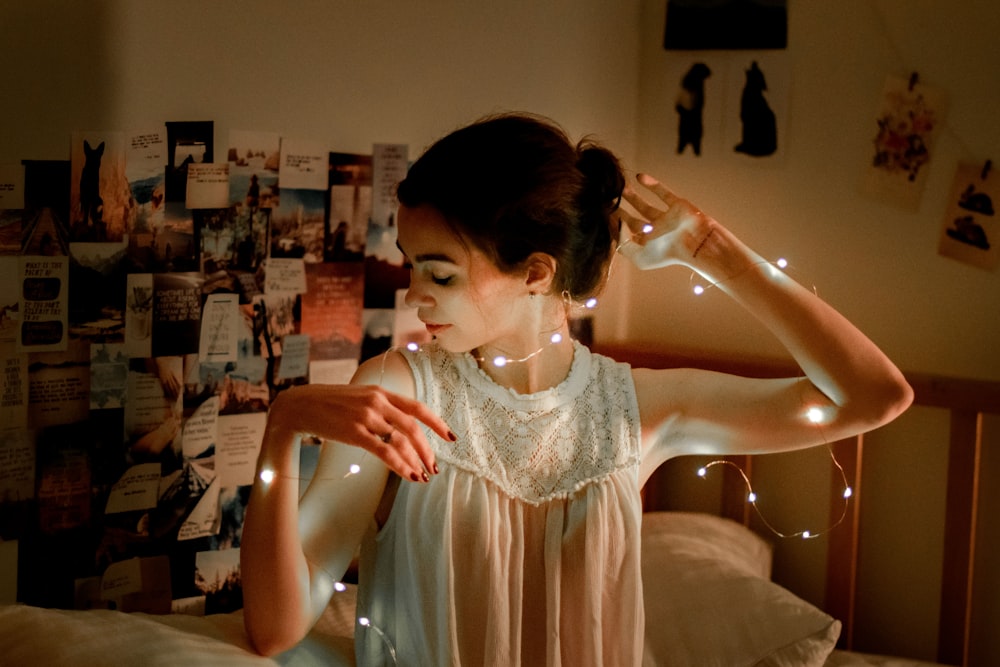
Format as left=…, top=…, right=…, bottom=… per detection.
left=576, top=142, right=625, bottom=215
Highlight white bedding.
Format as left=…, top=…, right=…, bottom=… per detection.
left=0, top=512, right=948, bottom=667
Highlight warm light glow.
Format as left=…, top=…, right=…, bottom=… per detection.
left=642, top=223, right=654, bottom=234
left=697, top=467, right=707, bottom=478
left=843, top=487, right=853, bottom=499
left=776, top=257, right=788, bottom=269
left=806, top=407, right=824, bottom=424
left=493, top=355, right=508, bottom=367
left=802, top=530, right=812, bottom=539
left=585, top=297, right=598, bottom=309
left=747, top=492, right=757, bottom=503
left=550, top=333, right=563, bottom=344
left=334, top=581, right=347, bottom=592
left=259, top=469, right=275, bottom=484
left=349, top=463, right=361, bottom=475
left=359, top=617, right=371, bottom=627
left=406, top=341, right=419, bottom=352
left=693, top=285, right=705, bottom=295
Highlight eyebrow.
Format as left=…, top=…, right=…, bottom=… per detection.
left=395, top=240, right=458, bottom=264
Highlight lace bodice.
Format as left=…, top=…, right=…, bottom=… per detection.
left=356, top=341, right=645, bottom=666
left=406, top=340, right=641, bottom=503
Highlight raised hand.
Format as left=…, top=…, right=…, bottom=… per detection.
left=617, top=173, right=715, bottom=271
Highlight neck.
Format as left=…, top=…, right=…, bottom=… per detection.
left=473, top=323, right=574, bottom=394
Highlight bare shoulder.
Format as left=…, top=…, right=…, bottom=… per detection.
left=351, top=349, right=417, bottom=399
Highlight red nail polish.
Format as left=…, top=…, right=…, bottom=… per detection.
left=433, top=463, right=439, bottom=475
left=447, top=431, right=457, bottom=442
left=422, top=472, right=430, bottom=483
left=410, top=472, right=419, bottom=482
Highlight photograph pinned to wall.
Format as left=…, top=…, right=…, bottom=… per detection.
left=126, top=128, right=166, bottom=211
left=300, top=261, right=364, bottom=362
left=152, top=272, right=203, bottom=358
left=269, top=187, right=326, bottom=262
left=725, top=53, right=790, bottom=163
left=279, top=138, right=327, bottom=192
left=227, top=130, right=279, bottom=210
left=0, top=257, right=18, bottom=344
left=27, top=339, right=90, bottom=429
left=128, top=200, right=199, bottom=273
left=663, top=0, right=787, bottom=51
left=67, top=240, right=128, bottom=344
left=0, top=345, right=27, bottom=429
left=861, top=73, right=947, bottom=211
left=165, top=121, right=214, bottom=204
left=125, top=356, right=183, bottom=474
left=664, top=56, right=725, bottom=157
left=18, top=255, right=69, bottom=353
left=69, top=131, right=130, bottom=244
left=124, top=273, right=153, bottom=358
left=0, top=428, right=34, bottom=539
left=194, top=546, right=243, bottom=615
left=938, top=160, right=998, bottom=271
left=0, top=163, right=24, bottom=254
left=327, top=151, right=372, bottom=263
left=89, top=342, right=128, bottom=410
left=185, top=162, right=230, bottom=210
left=21, top=160, right=70, bottom=256
left=364, top=147, right=409, bottom=309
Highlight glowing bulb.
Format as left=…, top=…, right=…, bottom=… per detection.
left=493, top=356, right=508, bottom=367
left=359, top=617, right=371, bottom=627
left=802, top=530, right=812, bottom=539
left=747, top=492, right=757, bottom=503
left=334, top=581, right=347, bottom=592
left=406, top=341, right=419, bottom=352
left=642, top=223, right=654, bottom=234
left=349, top=463, right=361, bottom=475
left=259, top=469, right=275, bottom=484
left=550, top=333, right=563, bottom=344
left=806, top=407, right=824, bottom=424
left=584, top=297, right=598, bottom=309
left=843, top=487, right=853, bottom=499
left=693, top=285, right=705, bottom=295
left=776, top=257, right=788, bottom=269
left=697, top=467, right=707, bottom=478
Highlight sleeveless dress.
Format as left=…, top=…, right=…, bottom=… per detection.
left=356, top=341, right=644, bottom=666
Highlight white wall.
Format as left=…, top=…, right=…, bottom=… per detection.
left=1, top=0, right=643, bottom=336
left=627, top=0, right=1000, bottom=382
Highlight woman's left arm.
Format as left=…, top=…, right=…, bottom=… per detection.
left=619, top=174, right=913, bottom=475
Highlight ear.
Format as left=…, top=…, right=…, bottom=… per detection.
left=523, top=252, right=557, bottom=295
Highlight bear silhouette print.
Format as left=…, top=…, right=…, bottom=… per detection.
left=946, top=215, right=991, bottom=250
left=734, top=61, right=777, bottom=157
left=676, top=62, right=711, bottom=156
left=958, top=183, right=994, bottom=216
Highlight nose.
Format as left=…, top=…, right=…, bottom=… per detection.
left=404, top=279, right=434, bottom=309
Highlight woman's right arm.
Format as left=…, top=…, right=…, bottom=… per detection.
left=241, top=352, right=452, bottom=655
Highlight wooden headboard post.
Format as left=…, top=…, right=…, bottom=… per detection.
left=824, top=434, right=864, bottom=651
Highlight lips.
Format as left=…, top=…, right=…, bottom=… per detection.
left=424, top=323, right=451, bottom=336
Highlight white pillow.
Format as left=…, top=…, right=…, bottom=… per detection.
left=641, top=512, right=841, bottom=667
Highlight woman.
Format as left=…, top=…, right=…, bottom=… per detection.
left=241, top=113, right=912, bottom=665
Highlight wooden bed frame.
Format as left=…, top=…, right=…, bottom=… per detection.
left=593, top=342, right=999, bottom=667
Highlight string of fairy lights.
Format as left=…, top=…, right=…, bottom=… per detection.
left=255, top=239, right=860, bottom=661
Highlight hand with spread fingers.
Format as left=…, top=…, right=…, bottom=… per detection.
left=618, top=173, right=716, bottom=271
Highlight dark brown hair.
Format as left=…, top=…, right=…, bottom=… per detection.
left=396, top=113, right=624, bottom=299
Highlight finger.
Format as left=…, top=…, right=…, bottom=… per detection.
left=386, top=415, right=439, bottom=478
left=622, top=184, right=666, bottom=222
left=384, top=392, right=455, bottom=446
left=617, top=207, right=651, bottom=237
left=366, top=431, right=427, bottom=482
left=636, top=172, right=681, bottom=204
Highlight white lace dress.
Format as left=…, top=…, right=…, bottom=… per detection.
left=356, top=341, right=644, bottom=666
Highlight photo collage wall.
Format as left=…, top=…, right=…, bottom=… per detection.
left=0, top=122, right=424, bottom=615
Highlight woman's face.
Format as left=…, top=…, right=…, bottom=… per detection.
left=396, top=204, right=526, bottom=354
